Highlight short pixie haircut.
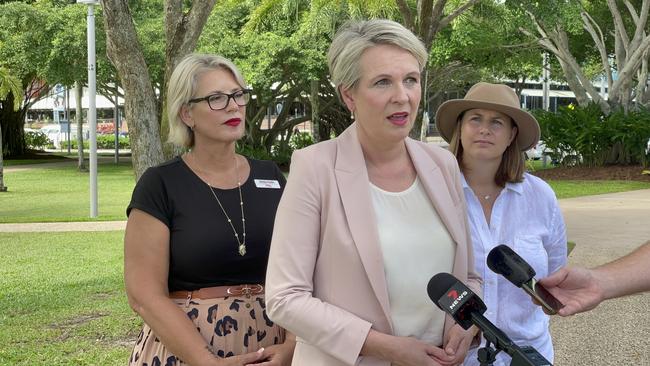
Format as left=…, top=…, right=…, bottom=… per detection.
left=327, top=19, right=428, bottom=100
left=167, top=53, right=247, bottom=148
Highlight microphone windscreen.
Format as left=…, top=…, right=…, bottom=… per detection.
left=427, top=272, right=459, bottom=310
left=487, top=245, right=536, bottom=287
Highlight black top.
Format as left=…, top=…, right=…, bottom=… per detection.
left=127, top=156, right=286, bottom=291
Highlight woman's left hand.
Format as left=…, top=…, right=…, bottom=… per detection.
left=433, top=324, right=479, bottom=366
left=246, top=339, right=296, bottom=366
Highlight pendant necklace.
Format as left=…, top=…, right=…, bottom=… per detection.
left=203, top=154, right=247, bottom=256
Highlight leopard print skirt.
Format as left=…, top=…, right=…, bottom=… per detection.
left=128, top=295, right=285, bottom=365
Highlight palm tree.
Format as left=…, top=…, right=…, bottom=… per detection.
left=0, top=67, right=24, bottom=192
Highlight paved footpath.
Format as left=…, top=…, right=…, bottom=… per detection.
left=1, top=189, right=649, bottom=364
left=0, top=220, right=126, bottom=232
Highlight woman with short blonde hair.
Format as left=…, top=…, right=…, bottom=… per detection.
left=266, top=19, right=481, bottom=366
left=125, top=53, right=294, bottom=366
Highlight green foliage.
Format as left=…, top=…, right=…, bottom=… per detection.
left=24, top=130, right=51, bottom=150
left=63, top=135, right=130, bottom=150
left=0, top=2, right=48, bottom=82
left=290, top=131, right=313, bottom=150
left=430, top=2, right=542, bottom=84
left=98, top=135, right=130, bottom=149
left=534, top=104, right=650, bottom=167
left=0, top=66, right=23, bottom=109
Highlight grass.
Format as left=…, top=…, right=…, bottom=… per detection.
left=0, top=231, right=139, bottom=365
left=526, top=158, right=556, bottom=171
left=546, top=180, right=650, bottom=199
left=0, top=162, right=135, bottom=223
left=2, top=154, right=650, bottom=223
left=3, top=158, right=70, bottom=166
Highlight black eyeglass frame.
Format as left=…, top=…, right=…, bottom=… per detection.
left=188, top=89, right=253, bottom=111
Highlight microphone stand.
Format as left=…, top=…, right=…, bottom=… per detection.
left=477, top=340, right=499, bottom=366
left=472, top=313, right=552, bottom=366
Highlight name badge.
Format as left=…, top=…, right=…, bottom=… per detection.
left=254, top=179, right=281, bottom=189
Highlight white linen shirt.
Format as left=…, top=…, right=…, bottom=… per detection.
left=461, top=172, right=567, bottom=366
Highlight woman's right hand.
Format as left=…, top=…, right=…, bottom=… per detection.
left=210, top=348, right=265, bottom=365
left=362, top=330, right=451, bottom=366
left=390, top=336, right=451, bottom=366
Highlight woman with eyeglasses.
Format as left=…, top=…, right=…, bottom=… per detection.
left=124, top=54, right=295, bottom=366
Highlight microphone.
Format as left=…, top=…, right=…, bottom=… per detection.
left=487, top=245, right=564, bottom=314
left=427, top=273, right=552, bottom=366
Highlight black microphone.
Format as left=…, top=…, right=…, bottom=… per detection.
left=487, top=245, right=564, bottom=314
left=427, top=273, right=553, bottom=366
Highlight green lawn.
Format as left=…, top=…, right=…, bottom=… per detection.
left=0, top=231, right=139, bottom=365
left=0, top=163, right=135, bottom=223
left=2, top=158, right=650, bottom=223
left=547, top=180, right=650, bottom=199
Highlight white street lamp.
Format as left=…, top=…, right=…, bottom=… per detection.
left=78, top=0, right=100, bottom=218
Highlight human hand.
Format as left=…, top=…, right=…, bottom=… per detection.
left=436, top=324, right=478, bottom=366
left=538, top=266, right=605, bottom=316
left=213, top=348, right=265, bottom=365
left=390, top=336, right=449, bottom=366
left=245, top=340, right=296, bottom=366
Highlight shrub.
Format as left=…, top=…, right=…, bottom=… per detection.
left=25, top=131, right=52, bottom=150
left=66, top=135, right=130, bottom=150
left=533, top=104, right=650, bottom=167
left=97, top=135, right=130, bottom=149
left=290, top=132, right=314, bottom=150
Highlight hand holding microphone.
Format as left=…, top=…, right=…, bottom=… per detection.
left=487, top=245, right=564, bottom=315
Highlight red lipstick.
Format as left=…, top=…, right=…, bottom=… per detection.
left=224, top=118, right=241, bottom=127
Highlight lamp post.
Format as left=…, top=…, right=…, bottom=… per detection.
left=78, top=0, right=100, bottom=218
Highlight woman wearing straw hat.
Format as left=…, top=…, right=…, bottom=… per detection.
left=436, top=82, right=567, bottom=366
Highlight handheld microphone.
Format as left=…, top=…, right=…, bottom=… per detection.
left=487, top=245, right=564, bottom=314
left=427, top=273, right=552, bottom=366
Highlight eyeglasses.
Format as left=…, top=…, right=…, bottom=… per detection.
left=188, top=89, right=252, bottom=111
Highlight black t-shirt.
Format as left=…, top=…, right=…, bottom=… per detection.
left=127, top=156, right=286, bottom=291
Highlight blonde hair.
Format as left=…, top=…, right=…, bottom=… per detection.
left=167, top=53, right=247, bottom=147
left=449, top=113, right=526, bottom=186
left=327, top=19, right=428, bottom=102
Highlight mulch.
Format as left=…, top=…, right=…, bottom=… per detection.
left=531, top=164, right=650, bottom=182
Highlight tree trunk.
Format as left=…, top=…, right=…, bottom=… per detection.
left=102, top=0, right=164, bottom=181
left=0, top=92, right=26, bottom=157
left=310, top=79, right=321, bottom=143
left=0, top=121, right=7, bottom=192
left=160, top=0, right=218, bottom=159
left=75, top=81, right=87, bottom=171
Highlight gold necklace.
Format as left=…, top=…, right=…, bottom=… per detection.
left=198, top=154, right=247, bottom=256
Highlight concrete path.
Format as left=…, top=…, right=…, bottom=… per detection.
left=0, top=221, right=126, bottom=232
left=0, top=189, right=649, bottom=364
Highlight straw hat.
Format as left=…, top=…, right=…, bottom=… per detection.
left=435, top=82, right=540, bottom=151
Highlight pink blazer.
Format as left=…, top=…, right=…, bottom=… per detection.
left=265, top=124, right=482, bottom=366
